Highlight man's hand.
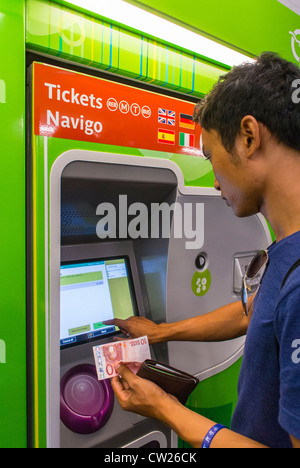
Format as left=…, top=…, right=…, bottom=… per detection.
left=103, top=316, right=165, bottom=344
left=111, top=362, right=172, bottom=419
left=111, top=364, right=268, bottom=448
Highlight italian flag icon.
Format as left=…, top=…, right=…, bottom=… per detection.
left=179, top=132, right=195, bottom=148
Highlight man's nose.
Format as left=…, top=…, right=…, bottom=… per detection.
left=214, top=177, right=221, bottom=191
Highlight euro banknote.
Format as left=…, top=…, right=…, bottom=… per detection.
left=93, top=336, right=151, bottom=380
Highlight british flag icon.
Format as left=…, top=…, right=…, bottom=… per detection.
left=158, top=108, right=176, bottom=126
left=167, top=110, right=175, bottom=125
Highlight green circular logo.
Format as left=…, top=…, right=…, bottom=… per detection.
left=191, top=269, right=211, bottom=296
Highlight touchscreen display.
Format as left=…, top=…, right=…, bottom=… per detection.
left=60, top=257, right=137, bottom=348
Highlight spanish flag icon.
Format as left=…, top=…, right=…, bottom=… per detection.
left=158, top=128, right=175, bottom=144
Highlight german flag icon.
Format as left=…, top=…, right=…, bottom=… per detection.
left=179, top=113, right=195, bottom=130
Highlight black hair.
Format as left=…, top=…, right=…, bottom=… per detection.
left=194, top=52, right=300, bottom=153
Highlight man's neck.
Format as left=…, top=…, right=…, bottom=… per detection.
left=260, top=146, right=300, bottom=242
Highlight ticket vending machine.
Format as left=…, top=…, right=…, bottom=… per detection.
left=56, top=154, right=179, bottom=448
left=47, top=151, right=271, bottom=448
left=30, top=62, right=272, bottom=448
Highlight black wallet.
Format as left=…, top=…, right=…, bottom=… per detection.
left=137, top=359, right=199, bottom=405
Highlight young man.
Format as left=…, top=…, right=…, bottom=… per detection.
left=108, top=52, right=300, bottom=448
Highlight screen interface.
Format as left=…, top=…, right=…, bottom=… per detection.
left=60, top=257, right=137, bottom=348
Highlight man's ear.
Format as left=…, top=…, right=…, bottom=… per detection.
left=240, top=115, right=261, bottom=157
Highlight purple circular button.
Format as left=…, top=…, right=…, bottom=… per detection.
left=60, top=364, right=114, bottom=434
left=63, top=373, right=105, bottom=416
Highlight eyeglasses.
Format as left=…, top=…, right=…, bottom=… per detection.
left=241, top=249, right=269, bottom=316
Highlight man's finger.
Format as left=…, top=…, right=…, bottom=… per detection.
left=103, top=318, right=130, bottom=336
left=103, top=318, right=120, bottom=326
left=111, top=375, right=125, bottom=394
left=114, top=362, right=138, bottom=386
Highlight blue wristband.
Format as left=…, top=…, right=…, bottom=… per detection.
left=201, top=423, right=226, bottom=448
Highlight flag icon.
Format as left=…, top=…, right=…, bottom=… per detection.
left=179, top=132, right=195, bottom=148
left=158, top=128, right=175, bottom=145
left=167, top=110, right=175, bottom=126
left=158, top=108, right=176, bottom=126
left=158, top=108, right=167, bottom=124
left=179, top=113, right=195, bottom=130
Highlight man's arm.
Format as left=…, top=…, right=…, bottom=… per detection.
left=290, top=435, right=300, bottom=448
left=112, top=362, right=267, bottom=448
left=105, top=299, right=250, bottom=344
left=160, top=300, right=250, bottom=342
left=157, top=393, right=267, bottom=448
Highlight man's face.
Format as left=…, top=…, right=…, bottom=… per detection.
left=201, top=128, right=261, bottom=218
